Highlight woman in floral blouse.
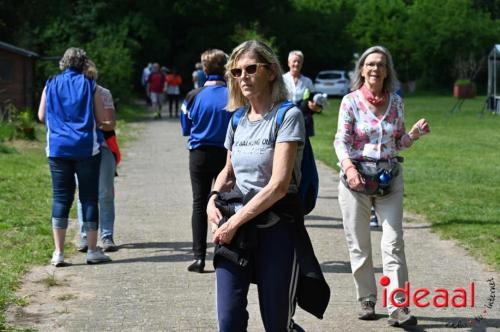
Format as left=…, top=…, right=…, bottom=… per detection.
left=334, top=46, right=429, bottom=327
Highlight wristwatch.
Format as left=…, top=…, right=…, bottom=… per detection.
left=208, top=190, right=220, bottom=200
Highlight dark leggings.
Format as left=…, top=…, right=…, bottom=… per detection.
left=189, top=146, right=227, bottom=259
left=216, top=220, right=298, bottom=332
left=168, top=94, right=180, bottom=116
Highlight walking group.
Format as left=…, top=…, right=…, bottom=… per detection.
left=39, top=41, right=429, bottom=331
left=141, top=62, right=183, bottom=119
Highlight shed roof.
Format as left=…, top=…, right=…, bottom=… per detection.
left=0, top=40, right=39, bottom=58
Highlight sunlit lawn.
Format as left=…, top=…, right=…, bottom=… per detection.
left=311, top=94, right=500, bottom=270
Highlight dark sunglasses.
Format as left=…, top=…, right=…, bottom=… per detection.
left=230, top=63, right=268, bottom=78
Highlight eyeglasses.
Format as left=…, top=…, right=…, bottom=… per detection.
left=364, top=62, right=387, bottom=69
left=230, top=63, right=268, bottom=78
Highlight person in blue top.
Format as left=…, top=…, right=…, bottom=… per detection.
left=192, top=62, right=207, bottom=89
left=38, top=47, right=115, bottom=267
left=181, top=49, right=231, bottom=273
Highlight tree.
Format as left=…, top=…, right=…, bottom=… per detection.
left=405, top=0, right=499, bottom=87
left=347, top=0, right=411, bottom=81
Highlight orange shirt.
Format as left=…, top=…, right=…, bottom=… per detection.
left=166, top=74, right=182, bottom=87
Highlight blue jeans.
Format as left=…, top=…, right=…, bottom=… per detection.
left=48, top=154, right=101, bottom=231
left=77, top=146, right=116, bottom=239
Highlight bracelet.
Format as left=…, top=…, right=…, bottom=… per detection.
left=344, top=165, right=356, bottom=173
left=208, top=190, right=220, bottom=200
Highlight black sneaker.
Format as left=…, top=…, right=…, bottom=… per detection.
left=102, top=237, right=118, bottom=252
left=187, top=259, right=205, bottom=273
left=388, top=307, right=417, bottom=327
left=358, top=300, right=376, bottom=320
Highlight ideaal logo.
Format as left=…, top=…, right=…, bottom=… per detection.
left=379, top=276, right=496, bottom=328
left=379, top=276, right=475, bottom=308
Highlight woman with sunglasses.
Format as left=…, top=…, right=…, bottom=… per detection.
left=334, top=45, right=429, bottom=327
left=206, top=40, right=307, bottom=331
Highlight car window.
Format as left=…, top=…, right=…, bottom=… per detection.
left=318, top=73, right=342, bottom=80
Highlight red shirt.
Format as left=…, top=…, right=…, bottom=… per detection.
left=148, top=72, right=165, bottom=93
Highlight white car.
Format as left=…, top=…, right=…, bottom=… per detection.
left=314, top=70, right=350, bottom=97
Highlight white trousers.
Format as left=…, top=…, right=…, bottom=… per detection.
left=338, top=170, right=408, bottom=313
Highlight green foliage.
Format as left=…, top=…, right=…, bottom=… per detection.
left=345, top=0, right=499, bottom=87
left=16, top=111, right=35, bottom=129
left=454, top=79, right=473, bottom=86
left=14, top=110, right=36, bottom=140
left=313, top=95, right=500, bottom=269
left=0, top=143, right=17, bottom=154
left=405, top=0, right=499, bottom=86
left=3, top=0, right=498, bottom=93
left=0, top=123, right=16, bottom=142
left=83, top=23, right=136, bottom=101
left=230, top=22, right=278, bottom=52
left=17, top=0, right=143, bottom=102
left=348, top=0, right=411, bottom=79
left=282, top=0, right=356, bottom=74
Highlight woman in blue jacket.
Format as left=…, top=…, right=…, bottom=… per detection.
left=181, top=49, right=231, bottom=273
left=38, top=47, right=115, bottom=266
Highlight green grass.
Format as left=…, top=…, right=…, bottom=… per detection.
left=0, top=103, right=146, bottom=330
left=312, top=95, right=500, bottom=270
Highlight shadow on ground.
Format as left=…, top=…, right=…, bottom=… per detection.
left=110, top=241, right=215, bottom=264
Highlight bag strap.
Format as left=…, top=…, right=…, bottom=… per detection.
left=231, top=106, right=246, bottom=131
left=231, top=101, right=295, bottom=132
left=275, top=101, right=295, bottom=129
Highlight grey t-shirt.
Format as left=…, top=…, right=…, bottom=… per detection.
left=224, top=104, right=305, bottom=196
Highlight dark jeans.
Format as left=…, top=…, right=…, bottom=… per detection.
left=216, top=220, right=298, bottom=332
left=48, top=153, right=101, bottom=230
left=189, top=146, right=227, bottom=259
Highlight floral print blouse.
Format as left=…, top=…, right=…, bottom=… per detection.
left=334, top=90, right=412, bottom=163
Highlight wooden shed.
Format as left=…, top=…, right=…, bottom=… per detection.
left=0, top=41, right=39, bottom=110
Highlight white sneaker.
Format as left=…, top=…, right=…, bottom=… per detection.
left=51, top=251, right=65, bottom=267
left=86, top=248, right=112, bottom=264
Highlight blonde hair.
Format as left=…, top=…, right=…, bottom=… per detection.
left=351, top=45, right=399, bottom=92
left=225, top=40, right=288, bottom=112
left=201, top=49, right=227, bottom=76
left=83, top=60, right=98, bottom=80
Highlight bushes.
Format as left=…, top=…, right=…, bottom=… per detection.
left=0, top=123, right=16, bottom=142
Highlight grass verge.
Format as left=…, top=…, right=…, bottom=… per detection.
left=312, top=94, right=500, bottom=270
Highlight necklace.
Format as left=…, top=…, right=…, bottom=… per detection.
left=249, top=103, right=275, bottom=121
left=360, top=84, right=387, bottom=107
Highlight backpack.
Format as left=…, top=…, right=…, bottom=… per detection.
left=231, top=101, right=319, bottom=215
